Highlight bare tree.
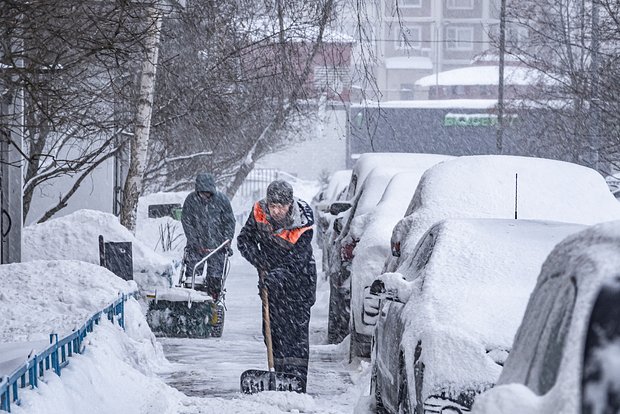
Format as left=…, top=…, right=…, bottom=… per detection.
left=142, top=0, right=348, bottom=198
left=0, top=0, right=158, bottom=223
left=498, top=0, right=620, bottom=173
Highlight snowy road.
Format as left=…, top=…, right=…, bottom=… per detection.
left=156, top=254, right=370, bottom=413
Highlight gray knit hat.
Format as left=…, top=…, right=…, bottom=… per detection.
left=266, top=180, right=294, bottom=204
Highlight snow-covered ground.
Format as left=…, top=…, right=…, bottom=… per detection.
left=2, top=181, right=372, bottom=413
left=157, top=255, right=372, bottom=413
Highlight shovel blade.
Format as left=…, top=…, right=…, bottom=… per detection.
left=240, top=369, right=304, bottom=394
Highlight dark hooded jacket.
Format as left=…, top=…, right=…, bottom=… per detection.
left=182, top=173, right=235, bottom=250
left=237, top=197, right=317, bottom=304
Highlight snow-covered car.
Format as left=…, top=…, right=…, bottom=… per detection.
left=471, top=221, right=620, bottom=414
left=311, top=169, right=351, bottom=258
left=348, top=168, right=449, bottom=359
left=324, top=153, right=449, bottom=278
left=581, top=274, right=620, bottom=414
left=326, top=166, right=413, bottom=344
left=385, top=155, right=620, bottom=274
left=369, top=218, right=585, bottom=414
left=325, top=153, right=452, bottom=344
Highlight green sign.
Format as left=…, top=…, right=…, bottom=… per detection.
left=444, top=113, right=518, bottom=127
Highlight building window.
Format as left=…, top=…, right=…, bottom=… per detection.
left=401, top=0, right=422, bottom=7
left=445, top=26, right=474, bottom=50
left=507, top=24, right=529, bottom=47
left=398, top=26, right=422, bottom=49
left=446, top=0, right=474, bottom=9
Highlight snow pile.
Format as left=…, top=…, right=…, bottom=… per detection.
left=0, top=258, right=356, bottom=414
left=0, top=260, right=136, bottom=343
left=23, top=209, right=174, bottom=288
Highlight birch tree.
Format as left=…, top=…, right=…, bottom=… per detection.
left=119, top=4, right=164, bottom=232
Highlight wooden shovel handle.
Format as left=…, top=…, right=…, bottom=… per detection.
left=259, top=271, right=275, bottom=371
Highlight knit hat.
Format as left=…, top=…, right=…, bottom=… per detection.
left=266, top=180, right=294, bottom=205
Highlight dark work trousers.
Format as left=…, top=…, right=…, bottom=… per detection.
left=263, top=269, right=312, bottom=392
left=184, top=247, right=226, bottom=299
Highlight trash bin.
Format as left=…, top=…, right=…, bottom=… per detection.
left=99, top=235, right=133, bottom=281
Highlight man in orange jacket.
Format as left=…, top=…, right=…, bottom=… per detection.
left=237, top=180, right=317, bottom=392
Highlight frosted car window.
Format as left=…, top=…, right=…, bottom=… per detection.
left=525, top=278, right=576, bottom=395
left=536, top=278, right=576, bottom=394
left=403, top=231, right=436, bottom=282
left=520, top=281, right=559, bottom=387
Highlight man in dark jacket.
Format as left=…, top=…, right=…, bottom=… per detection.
left=182, top=172, right=235, bottom=299
left=237, top=179, right=317, bottom=392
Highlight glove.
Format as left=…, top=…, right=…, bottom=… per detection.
left=225, top=245, right=234, bottom=256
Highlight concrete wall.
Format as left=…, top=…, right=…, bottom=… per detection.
left=25, top=153, right=115, bottom=226
left=347, top=104, right=581, bottom=168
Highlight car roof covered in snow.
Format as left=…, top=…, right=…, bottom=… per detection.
left=389, top=155, right=620, bottom=273
left=346, top=153, right=453, bottom=200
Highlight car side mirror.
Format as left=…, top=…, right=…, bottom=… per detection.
left=329, top=202, right=352, bottom=215
left=369, top=279, right=406, bottom=303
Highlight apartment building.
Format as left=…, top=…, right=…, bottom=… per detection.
left=351, top=0, right=502, bottom=101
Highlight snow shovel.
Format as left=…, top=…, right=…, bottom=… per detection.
left=240, top=271, right=305, bottom=394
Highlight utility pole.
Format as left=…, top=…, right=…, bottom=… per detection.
left=590, top=0, right=600, bottom=171
left=496, top=0, right=506, bottom=154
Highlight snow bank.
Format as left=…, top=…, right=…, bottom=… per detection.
left=1, top=258, right=348, bottom=414
left=0, top=260, right=136, bottom=343
left=23, top=209, right=174, bottom=289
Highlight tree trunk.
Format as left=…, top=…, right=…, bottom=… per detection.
left=120, top=6, right=163, bottom=233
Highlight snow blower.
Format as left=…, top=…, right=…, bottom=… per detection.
left=146, top=239, right=231, bottom=338
left=240, top=271, right=304, bottom=393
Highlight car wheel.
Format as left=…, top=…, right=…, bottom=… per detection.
left=398, top=362, right=411, bottom=414
left=209, top=304, right=225, bottom=338
left=371, top=364, right=387, bottom=414
left=349, top=328, right=361, bottom=361
left=349, top=321, right=371, bottom=360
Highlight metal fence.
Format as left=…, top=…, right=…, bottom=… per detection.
left=238, top=168, right=279, bottom=200
left=0, top=293, right=135, bottom=412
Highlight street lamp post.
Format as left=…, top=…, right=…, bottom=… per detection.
left=496, top=0, right=506, bottom=154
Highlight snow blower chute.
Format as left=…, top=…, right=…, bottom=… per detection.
left=146, top=239, right=231, bottom=338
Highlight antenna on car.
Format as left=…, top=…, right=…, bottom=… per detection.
left=514, top=173, right=518, bottom=219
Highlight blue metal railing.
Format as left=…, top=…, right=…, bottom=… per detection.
left=0, top=293, right=135, bottom=412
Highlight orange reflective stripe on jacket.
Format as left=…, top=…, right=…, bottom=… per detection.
left=253, top=202, right=312, bottom=245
